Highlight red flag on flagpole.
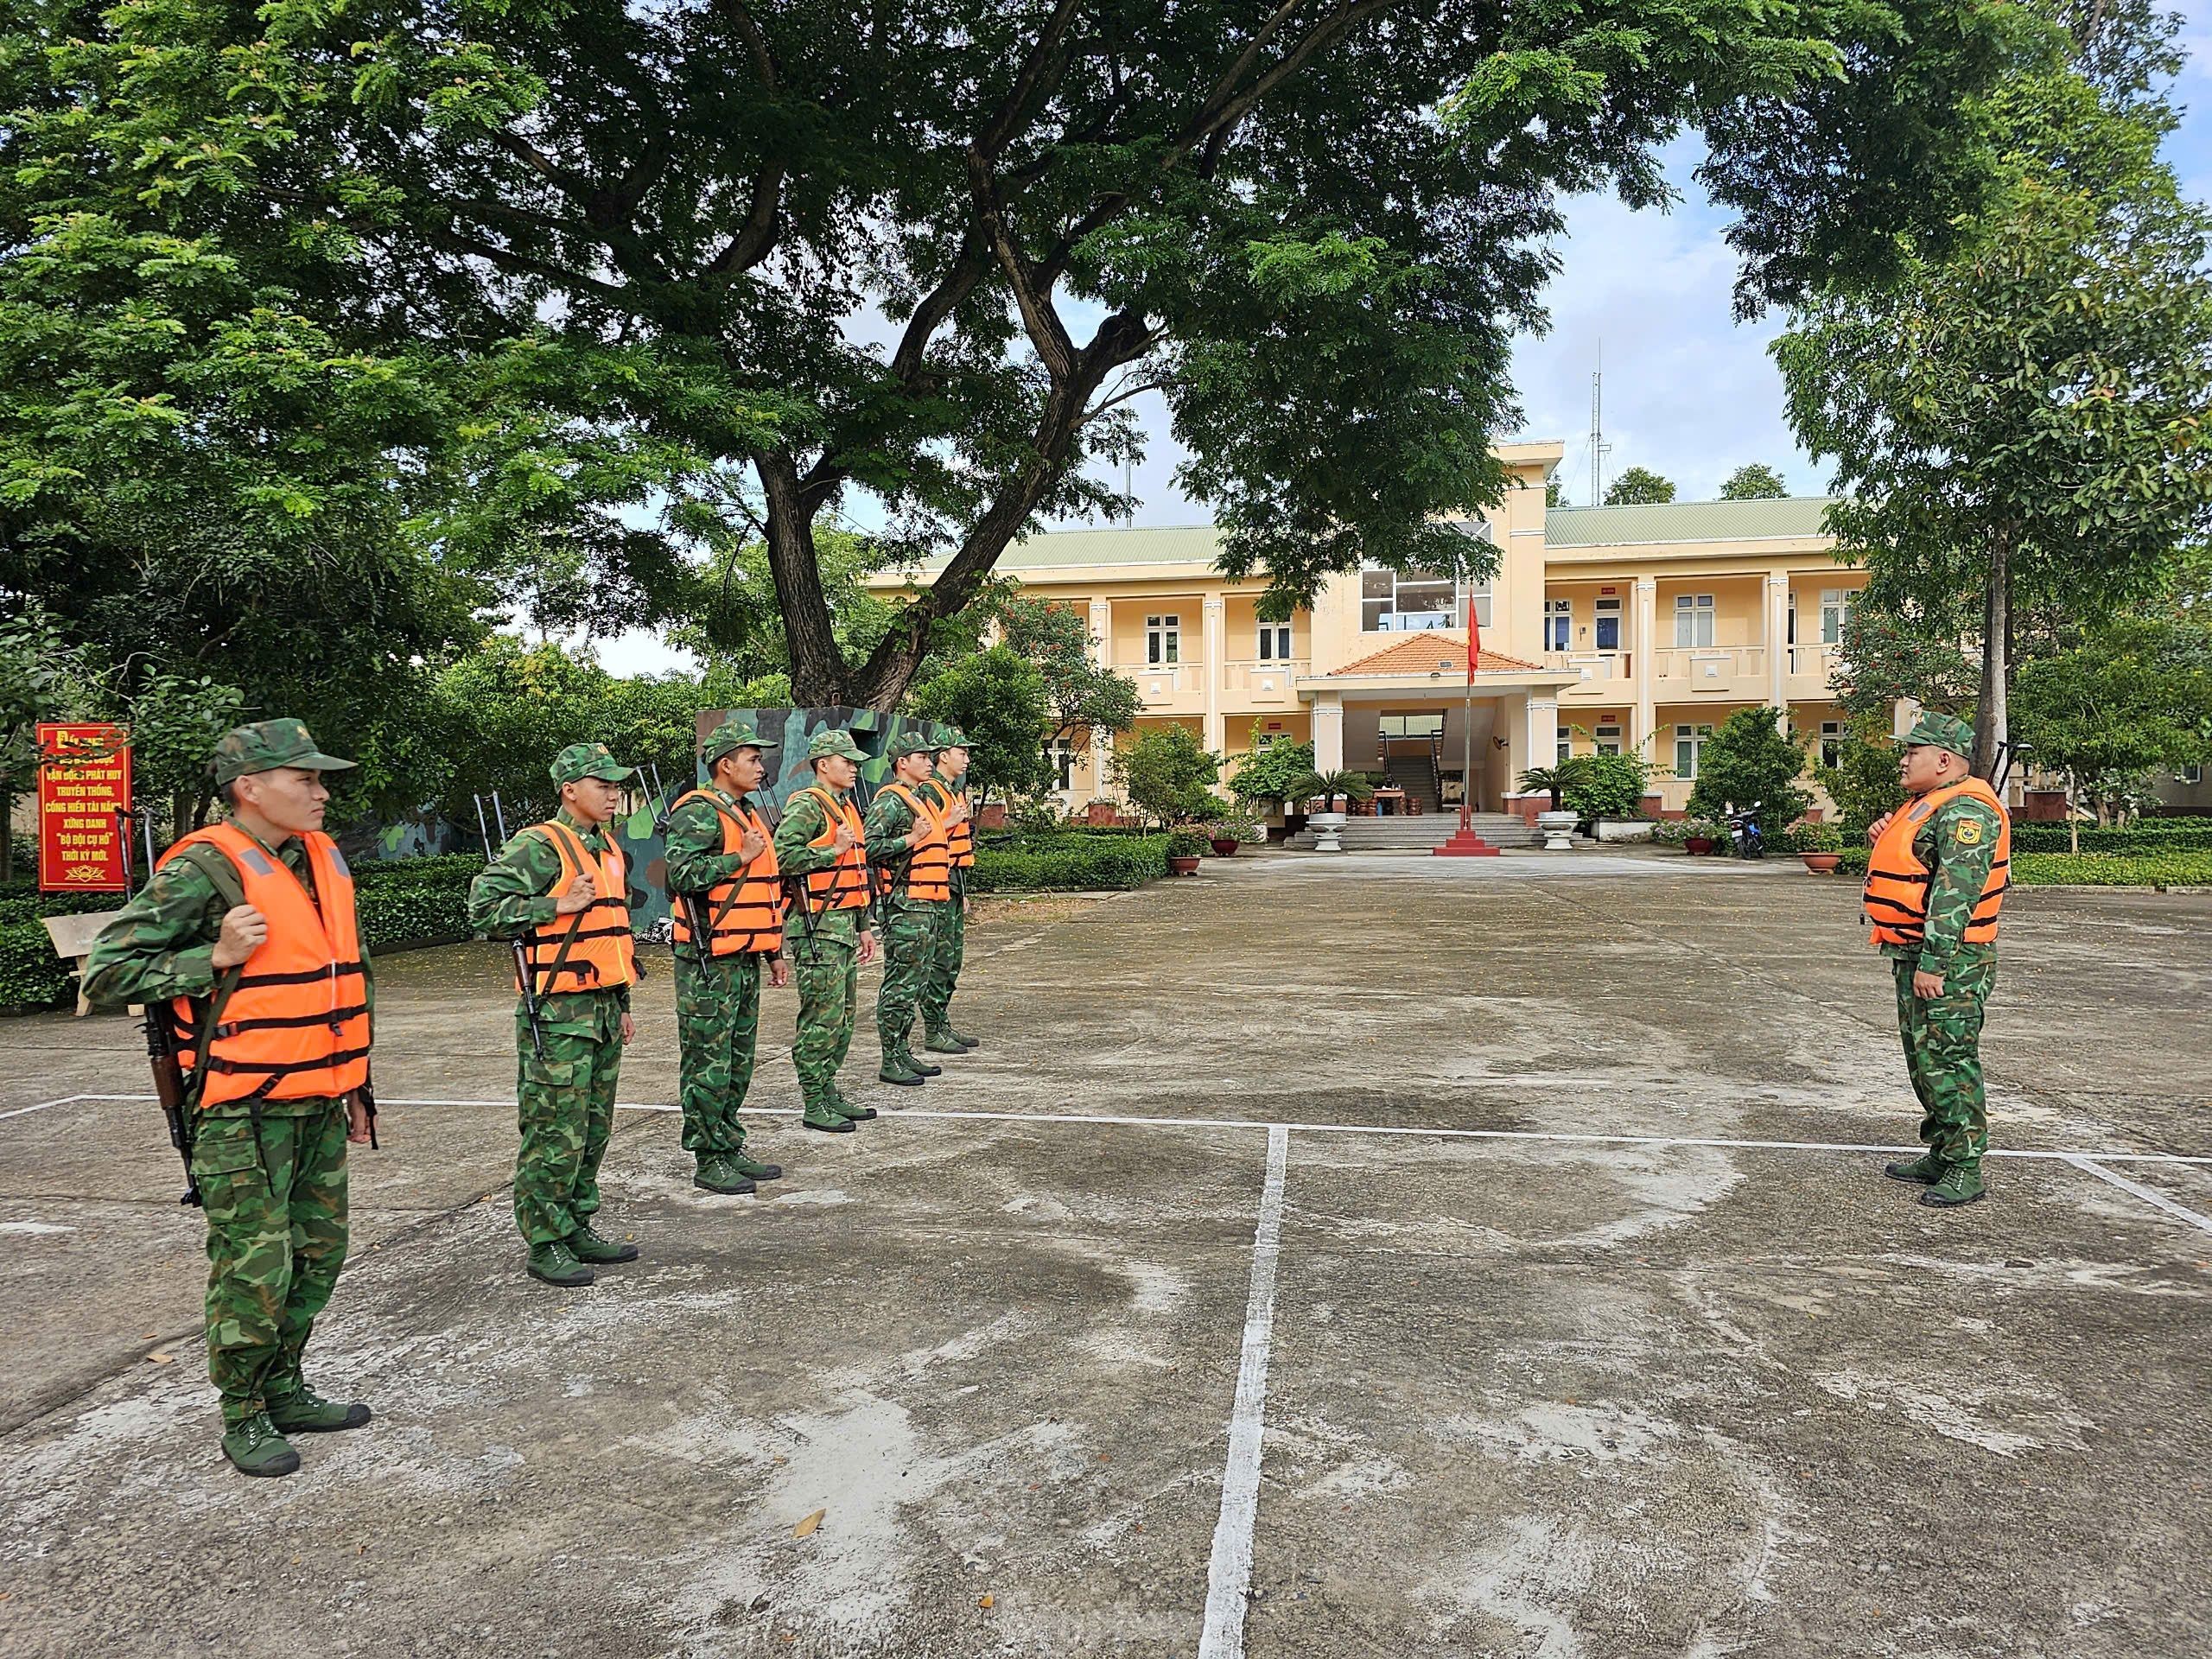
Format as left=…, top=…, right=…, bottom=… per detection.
left=1466, top=595, right=1481, bottom=677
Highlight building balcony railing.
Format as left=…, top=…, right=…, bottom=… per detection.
left=1787, top=643, right=1844, bottom=683
left=1223, top=658, right=1309, bottom=704
left=1653, top=646, right=1766, bottom=690
left=1119, top=659, right=1207, bottom=709
left=1545, top=650, right=1633, bottom=692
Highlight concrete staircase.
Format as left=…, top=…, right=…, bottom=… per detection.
left=1381, top=753, right=1440, bottom=815
left=1291, top=812, right=1542, bottom=851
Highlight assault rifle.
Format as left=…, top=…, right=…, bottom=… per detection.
left=649, top=762, right=715, bottom=954
left=125, top=827, right=243, bottom=1207
left=480, top=793, right=547, bottom=1061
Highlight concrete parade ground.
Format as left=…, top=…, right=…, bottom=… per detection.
left=3, top=851, right=2209, bottom=1659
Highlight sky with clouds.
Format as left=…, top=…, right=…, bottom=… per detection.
left=597, top=10, right=2212, bottom=674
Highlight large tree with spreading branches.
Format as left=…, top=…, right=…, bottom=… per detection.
left=9, top=0, right=2025, bottom=707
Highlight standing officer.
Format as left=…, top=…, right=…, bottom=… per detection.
left=917, top=727, right=980, bottom=1055
left=467, top=742, right=643, bottom=1285
left=1863, top=711, right=2011, bottom=1208
left=867, top=734, right=961, bottom=1086
left=771, top=731, right=879, bottom=1132
left=84, top=719, right=376, bottom=1478
left=666, top=722, right=788, bottom=1195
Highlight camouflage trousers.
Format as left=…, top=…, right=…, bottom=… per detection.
left=918, top=894, right=967, bottom=1038
left=1893, top=955, right=1995, bottom=1171
left=790, top=933, right=859, bottom=1105
left=513, top=998, right=624, bottom=1247
left=875, top=897, right=944, bottom=1056
left=189, top=1099, right=348, bottom=1427
left=676, top=949, right=764, bottom=1159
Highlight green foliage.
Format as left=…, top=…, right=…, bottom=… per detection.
left=909, top=644, right=1052, bottom=802
left=1559, top=753, right=1653, bottom=821
left=1781, top=819, right=1847, bottom=854
left=991, top=595, right=1141, bottom=754
left=1655, top=817, right=1729, bottom=848
left=1814, top=712, right=1907, bottom=840
left=0, top=920, right=73, bottom=1013
left=967, top=835, right=1168, bottom=893
left=1165, top=830, right=1211, bottom=861
left=1111, top=728, right=1225, bottom=828
left=2011, top=850, right=2212, bottom=887
left=1778, top=35, right=2212, bottom=770
left=353, top=865, right=475, bottom=950
left=1604, top=467, right=1676, bottom=505
left=3, top=0, right=2022, bottom=709
left=1229, top=738, right=1319, bottom=811
left=1688, top=708, right=1812, bottom=825
left=1719, top=464, right=1790, bottom=500
left=2013, top=613, right=2212, bottom=798
left=1828, top=605, right=1981, bottom=721
left=2012, top=819, right=2212, bottom=854
left=1516, top=766, right=1572, bottom=809
left=1294, top=769, right=1376, bottom=809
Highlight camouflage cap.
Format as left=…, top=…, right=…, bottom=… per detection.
left=887, top=732, right=941, bottom=761
left=804, top=730, right=866, bottom=765
left=935, top=727, right=970, bottom=751
left=701, top=721, right=778, bottom=769
left=212, top=719, right=356, bottom=786
left=550, top=741, right=636, bottom=786
left=1902, top=710, right=1975, bottom=762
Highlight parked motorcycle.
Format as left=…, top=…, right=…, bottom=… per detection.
left=1726, top=802, right=1766, bottom=860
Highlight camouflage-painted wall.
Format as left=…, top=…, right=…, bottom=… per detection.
left=620, top=707, right=936, bottom=937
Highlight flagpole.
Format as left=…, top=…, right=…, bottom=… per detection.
left=1460, top=591, right=1477, bottom=832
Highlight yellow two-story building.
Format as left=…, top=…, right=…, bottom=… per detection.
left=882, top=441, right=1863, bottom=823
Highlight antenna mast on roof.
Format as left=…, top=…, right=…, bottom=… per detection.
left=1588, top=342, right=1610, bottom=507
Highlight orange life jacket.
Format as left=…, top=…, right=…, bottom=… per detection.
left=160, top=824, right=370, bottom=1108
left=795, top=785, right=871, bottom=915
left=518, top=819, right=638, bottom=995
left=938, top=776, right=976, bottom=870
left=878, top=781, right=952, bottom=903
left=1864, top=778, right=2011, bottom=949
left=669, top=790, right=783, bottom=957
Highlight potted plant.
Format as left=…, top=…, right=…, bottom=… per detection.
left=1207, top=810, right=1261, bottom=856
left=1084, top=796, right=1119, bottom=826
left=1518, top=763, right=1584, bottom=851
left=1292, top=769, right=1375, bottom=853
left=1679, top=818, right=1725, bottom=855
left=1166, top=829, right=1208, bottom=876
left=1783, top=818, right=1847, bottom=873
left=1562, top=753, right=1658, bottom=842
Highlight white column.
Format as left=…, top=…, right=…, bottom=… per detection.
left=1089, top=600, right=1115, bottom=801
left=1633, top=577, right=1658, bottom=760
left=1313, top=691, right=1344, bottom=774
left=1202, top=594, right=1227, bottom=754
left=1527, top=696, right=1560, bottom=773
left=1765, top=574, right=1789, bottom=724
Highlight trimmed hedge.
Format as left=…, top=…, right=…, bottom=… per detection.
left=967, top=835, right=1168, bottom=893
left=0, top=920, right=74, bottom=1014
left=2012, top=821, right=2212, bottom=855
left=2012, top=851, right=2212, bottom=888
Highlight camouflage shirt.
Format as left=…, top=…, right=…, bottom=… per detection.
left=466, top=807, right=633, bottom=1025
left=1880, top=792, right=2005, bottom=976
left=863, top=780, right=940, bottom=902
left=772, top=784, right=875, bottom=942
left=664, top=785, right=781, bottom=962
left=81, top=826, right=375, bottom=1114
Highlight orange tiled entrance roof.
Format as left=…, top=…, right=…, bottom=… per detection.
left=1329, top=632, right=1544, bottom=677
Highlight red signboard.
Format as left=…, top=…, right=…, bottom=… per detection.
left=37, top=723, right=132, bottom=892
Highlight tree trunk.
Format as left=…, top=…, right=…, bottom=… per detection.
left=755, top=452, right=849, bottom=709
left=2067, top=768, right=2079, bottom=855
left=1973, top=528, right=2012, bottom=781
left=0, top=779, right=12, bottom=886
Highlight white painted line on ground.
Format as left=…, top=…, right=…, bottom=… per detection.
left=2063, top=1154, right=2212, bottom=1236
left=1198, top=1122, right=1289, bottom=1659
left=21, top=1094, right=2212, bottom=1166
left=0, top=1094, right=90, bottom=1122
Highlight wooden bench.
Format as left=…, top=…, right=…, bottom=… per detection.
left=41, top=911, right=125, bottom=1017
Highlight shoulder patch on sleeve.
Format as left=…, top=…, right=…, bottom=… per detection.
left=1954, top=817, right=1984, bottom=846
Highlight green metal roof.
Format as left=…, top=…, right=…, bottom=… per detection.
left=1544, top=498, right=1839, bottom=546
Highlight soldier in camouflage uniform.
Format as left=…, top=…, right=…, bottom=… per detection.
left=771, top=731, right=880, bottom=1132
left=867, top=733, right=964, bottom=1086
left=467, top=742, right=645, bottom=1285
left=667, top=722, right=788, bottom=1195
left=917, top=727, right=980, bottom=1054
left=84, top=719, right=376, bottom=1478
left=1864, top=711, right=2011, bottom=1209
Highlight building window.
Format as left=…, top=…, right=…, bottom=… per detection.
left=1557, top=736, right=1573, bottom=765
left=1673, top=594, right=1716, bottom=649
left=1362, top=564, right=1491, bottom=632
left=1595, top=722, right=1623, bottom=756
left=1819, top=720, right=1844, bottom=769
left=1674, top=723, right=1713, bottom=779
left=1378, top=713, right=1445, bottom=740
left=1820, top=588, right=1854, bottom=646
left=1045, top=739, right=1076, bottom=791
left=1544, top=598, right=1572, bottom=652
left=1255, top=623, right=1293, bottom=660
left=1146, top=613, right=1181, bottom=665
left=1254, top=729, right=1289, bottom=749
left=1594, top=596, right=1622, bottom=652
left=2179, top=763, right=2203, bottom=785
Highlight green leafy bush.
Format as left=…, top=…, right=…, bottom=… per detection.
left=2011, top=851, right=2212, bottom=888
left=1687, top=707, right=1811, bottom=827
left=2012, top=821, right=2212, bottom=855
left=1560, top=753, right=1653, bottom=822
left=1166, top=830, right=1211, bottom=860
left=967, top=836, right=1168, bottom=893
left=1782, top=820, right=1846, bottom=854
left=0, top=887, right=130, bottom=926
left=0, top=919, right=73, bottom=1012
left=356, top=871, right=474, bottom=950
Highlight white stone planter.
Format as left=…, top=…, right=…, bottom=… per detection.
left=1595, top=819, right=1656, bottom=844
left=1536, top=810, right=1580, bottom=851
left=1308, top=810, right=1348, bottom=853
